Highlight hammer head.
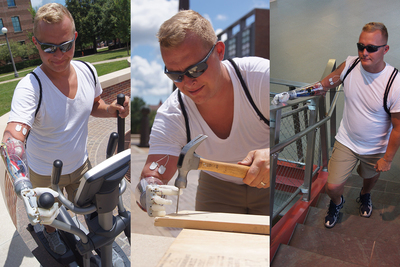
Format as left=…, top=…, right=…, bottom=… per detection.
left=175, top=134, right=208, bottom=189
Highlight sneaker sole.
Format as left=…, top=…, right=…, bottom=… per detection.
left=360, top=206, right=372, bottom=218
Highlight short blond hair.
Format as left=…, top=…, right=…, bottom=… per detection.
left=33, top=3, right=75, bottom=37
left=362, top=22, right=388, bottom=43
left=157, top=10, right=217, bottom=48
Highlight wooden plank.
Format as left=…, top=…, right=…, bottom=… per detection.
left=157, top=229, right=269, bottom=267
left=154, top=210, right=269, bottom=235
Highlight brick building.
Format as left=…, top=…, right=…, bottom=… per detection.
left=0, top=0, right=33, bottom=44
left=217, top=8, right=270, bottom=60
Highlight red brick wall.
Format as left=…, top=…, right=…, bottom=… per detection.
left=101, top=79, right=130, bottom=104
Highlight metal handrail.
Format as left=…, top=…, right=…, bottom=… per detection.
left=270, top=59, right=338, bottom=220
left=270, top=87, right=340, bottom=154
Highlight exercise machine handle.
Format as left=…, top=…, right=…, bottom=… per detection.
left=117, top=94, right=125, bottom=153
left=106, top=132, right=119, bottom=159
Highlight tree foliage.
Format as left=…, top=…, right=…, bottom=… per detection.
left=66, top=0, right=130, bottom=54
left=131, top=97, right=147, bottom=134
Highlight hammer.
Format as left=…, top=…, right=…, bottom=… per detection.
left=174, top=134, right=250, bottom=213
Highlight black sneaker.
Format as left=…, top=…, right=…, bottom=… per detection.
left=324, top=195, right=344, bottom=228
left=43, top=228, right=67, bottom=255
left=357, top=191, right=372, bottom=218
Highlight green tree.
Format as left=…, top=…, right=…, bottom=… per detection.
left=66, top=0, right=105, bottom=53
left=131, top=97, right=147, bottom=134
left=99, top=0, right=130, bottom=55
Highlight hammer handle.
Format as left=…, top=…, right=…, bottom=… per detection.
left=198, top=158, right=249, bottom=178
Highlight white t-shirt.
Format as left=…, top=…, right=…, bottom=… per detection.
left=336, top=56, right=400, bottom=154
left=149, top=57, right=269, bottom=184
left=8, top=61, right=102, bottom=175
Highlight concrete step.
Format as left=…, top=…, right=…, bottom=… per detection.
left=289, top=223, right=374, bottom=266
left=290, top=222, right=400, bottom=266
left=271, top=244, right=363, bottom=267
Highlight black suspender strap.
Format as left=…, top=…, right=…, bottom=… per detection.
left=178, top=90, right=191, bottom=143
left=384, top=68, right=398, bottom=117
left=227, top=58, right=269, bottom=126
left=29, top=71, right=42, bottom=117
left=342, top=57, right=360, bottom=82
left=30, top=61, right=96, bottom=117
left=342, top=57, right=398, bottom=117
left=77, top=60, right=97, bottom=87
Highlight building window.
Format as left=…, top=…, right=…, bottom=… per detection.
left=228, top=37, right=236, bottom=58
left=0, top=19, right=4, bottom=35
left=7, top=0, right=16, bottom=7
left=11, top=16, right=22, bottom=32
left=241, top=29, right=251, bottom=56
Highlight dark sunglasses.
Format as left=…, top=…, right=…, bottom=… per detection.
left=164, top=44, right=216, bottom=83
left=35, top=36, right=75, bottom=53
left=357, top=43, right=386, bottom=53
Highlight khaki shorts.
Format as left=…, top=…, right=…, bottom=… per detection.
left=327, top=141, right=383, bottom=185
left=195, top=171, right=270, bottom=215
left=29, top=159, right=92, bottom=202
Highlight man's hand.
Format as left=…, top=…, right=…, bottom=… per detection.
left=239, top=148, right=270, bottom=189
left=374, top=158, right=392, bottom=172
left=108, top=95, right=130, bottom=118
left=146, top=184, right=182, bottom=217
left=21, top=187, right=60, bottom=225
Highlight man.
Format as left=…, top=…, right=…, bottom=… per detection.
left=2, top=3, right=129, bottom=254
left=318, top=22, right=400, bottom=228
left=139, top=10, right=269, bottom=217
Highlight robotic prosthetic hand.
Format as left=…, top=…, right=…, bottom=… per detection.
left=271, top=81, right=325, bottom=105
left=135, top=177, right=182, bottom=217
left=1, top=137, right=59, bottom=225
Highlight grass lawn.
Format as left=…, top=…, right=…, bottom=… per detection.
left=0, top=48, right=130, bottom=117
left=0, top=81, right=19, bottom=116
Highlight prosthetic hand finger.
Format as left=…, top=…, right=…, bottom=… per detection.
left=146, top=202, right=167, bottom=217
left=34, top=187, right=59, bottom=198
left=148, top=210, right=166, bottom=217
left=152, top=195, right=173, bottom=205
left=157, top=185, right=183, bottom=196
left=38, top=203, right=60, bottom=225
left=21, top=189, right=40, bottom=225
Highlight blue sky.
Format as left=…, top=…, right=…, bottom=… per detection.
left=131, top=0, right=270, bottom=105
left=31, top=0, right=64, bottom=9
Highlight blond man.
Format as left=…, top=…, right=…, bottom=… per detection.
left=2, top=3, right=129, bottom=254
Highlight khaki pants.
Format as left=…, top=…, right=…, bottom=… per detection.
left=328, top=141, right=384, bottom=185
left=195, top=171, right=270, bottom=215
left=29, top=159, right=92, bottom=202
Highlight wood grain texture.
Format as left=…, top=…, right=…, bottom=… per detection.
left=157, top=229, right=269, bottom=267
left=154, top=210, right=269, bottom=235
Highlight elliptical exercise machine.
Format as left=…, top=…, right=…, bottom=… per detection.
left=29, top=94, right=131, bottom=267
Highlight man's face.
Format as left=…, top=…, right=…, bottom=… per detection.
left=33, top=16, right=77, bottom=75
left=358, top=30, right=389, bottom=73
left=161, top=33, right=223, bottom=105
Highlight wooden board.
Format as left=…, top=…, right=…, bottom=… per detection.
left=157, top=229, right=269, bottom=267
left=154, top=210, right=269, bottom=235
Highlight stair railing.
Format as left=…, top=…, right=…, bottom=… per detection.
left=270, top=59, right=338, bottom=222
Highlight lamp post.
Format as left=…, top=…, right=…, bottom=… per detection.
left=1, top=27, right=19, bottom=78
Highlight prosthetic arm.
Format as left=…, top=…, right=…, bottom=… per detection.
left=271, top=81, right=325, bottom=105
left=0, top=137, right=59, bottom=225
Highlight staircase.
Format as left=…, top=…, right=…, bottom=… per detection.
left=271, top=174, right=400, bottom=267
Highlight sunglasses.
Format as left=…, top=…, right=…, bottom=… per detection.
left=164, top=44, right=216, bottom=83
left=35, top=36, right=75, bottom=53
left=357, top=43, right=386, bottom=53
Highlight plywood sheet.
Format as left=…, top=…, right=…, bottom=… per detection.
left=157, top=229, right=269, bottom=267
left=154, top=210, right=269, bottom=235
